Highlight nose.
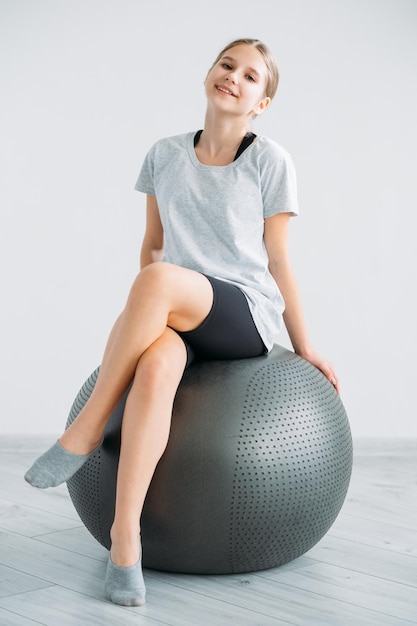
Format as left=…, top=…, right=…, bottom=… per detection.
left=225, top=69, right=238, bottom=84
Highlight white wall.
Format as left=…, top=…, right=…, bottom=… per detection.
left=1, top=0, right=416, bottom=437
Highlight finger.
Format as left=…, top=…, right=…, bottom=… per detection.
left=328, top=374, right=340, bottom=394
left=323, top=363, right=339, bottom=393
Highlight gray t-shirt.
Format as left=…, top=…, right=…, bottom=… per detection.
left=135, top=131, right=299, bottom=351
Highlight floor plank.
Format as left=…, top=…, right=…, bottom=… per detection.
left=0, top=530, right=107, bottom=598
left=303, top=534, right=417, bottom=587
left=0, top=586, right=165, bottom=626
left=329, top=511, right=417, bottom=556
left=261, top=561, right=417, bottom=621
left=0, top=608, right=46, bottom=626
left=145, top=569, right=413, bottom=626
left=0, top=563, right=52, bottom=598
left=35, top=526, right=108, bottom=561
left=0, top=498, right=82, bottom=538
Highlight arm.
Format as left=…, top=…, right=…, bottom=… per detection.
left=140, top=195, right=164, bottom=269
left=264, top=212, right=339, bottom=392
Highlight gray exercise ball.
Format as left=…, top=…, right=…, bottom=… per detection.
left=66, top=345, right=352, bottom=574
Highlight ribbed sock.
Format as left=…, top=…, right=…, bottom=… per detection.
left=24, top=439, right=102, bottom=489
left=104, top=556, right=146, bottom=606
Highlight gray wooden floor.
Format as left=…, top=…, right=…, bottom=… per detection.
left=0, top=437, right=416, bottom=625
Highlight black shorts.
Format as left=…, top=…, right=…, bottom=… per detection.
left=176, top=275, right=267, bottom=368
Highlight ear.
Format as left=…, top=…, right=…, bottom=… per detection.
left=253, top=96, right=271, bottom=116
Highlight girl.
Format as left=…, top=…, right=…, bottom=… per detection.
left=25, top=38, right=339, bottom=606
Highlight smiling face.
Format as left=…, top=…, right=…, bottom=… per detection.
left=205, top=44, right=271, bottom=119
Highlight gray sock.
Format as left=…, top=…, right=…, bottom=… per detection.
left=104, top=557, right=146, bottom=607
left=24, top=439, right=102, bottom=489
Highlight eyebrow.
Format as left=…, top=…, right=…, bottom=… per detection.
left=221, top=56, right=261, bottom=77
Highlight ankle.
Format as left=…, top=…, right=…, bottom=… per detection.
left=110, top=525, right=141, bottom=567
left=59, top=426, right=103, bottom=456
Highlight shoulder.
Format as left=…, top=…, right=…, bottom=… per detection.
left=251, top=137, right=298, bottom=213
left=253, top=136, right=294, bottom=165
left=146, top=132, right=193, bottom=156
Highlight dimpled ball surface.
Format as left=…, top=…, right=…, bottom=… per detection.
left=66, top=345, right=352, bottom=574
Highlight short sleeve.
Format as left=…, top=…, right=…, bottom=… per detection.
left=134, top=144, right=156, bottom=195
left=260, top=142, right=299, bottom=218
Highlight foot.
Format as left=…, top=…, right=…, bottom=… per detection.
left=105, top=541, right=146, bottom=606
left=24, top=438, right=103, bottom=489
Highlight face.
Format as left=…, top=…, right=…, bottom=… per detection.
left=205, top=44, right=271, bottom=118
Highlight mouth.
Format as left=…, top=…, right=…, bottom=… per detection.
left=215, top=85, right=237, bottom=97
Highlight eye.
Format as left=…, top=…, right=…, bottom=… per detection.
left=222, top=63, right=233, bottom=70
left=246, top=74, right=256, bottom=82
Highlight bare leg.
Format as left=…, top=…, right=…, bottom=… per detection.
left=110, top=327, right=187, bottom=567
left=25, top=263, right=213, bottom=488
left=104, top=328, right=186, bottom=605
left=59, top=262, right=212, bottom=455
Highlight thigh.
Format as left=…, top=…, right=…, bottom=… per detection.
left=137, top=262, right=214, bottom=333
left=176, top=276, right=267, bottom=367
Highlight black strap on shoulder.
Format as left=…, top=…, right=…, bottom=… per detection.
left=194, top=129, right=203, bottom=146
left=193, top=130, right=256, bottom=161
left=234, top=132, right=256, bottom=160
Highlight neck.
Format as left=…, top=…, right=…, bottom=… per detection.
left=200, top=110, right=252, bottom=156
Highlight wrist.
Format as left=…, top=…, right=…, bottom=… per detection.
left=293, top=345, right=315, bottom=360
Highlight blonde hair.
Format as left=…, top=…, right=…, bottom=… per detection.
left=210, top=38, right=279, bottom=100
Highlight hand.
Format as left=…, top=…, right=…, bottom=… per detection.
left=296, top=349, right=340, bottom=394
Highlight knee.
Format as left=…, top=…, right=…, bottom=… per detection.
left=129, top=262, right=174, bottom=304
left=137, top=352, right=169, bottom=392
left=135, top=339, right=186, bottom=393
